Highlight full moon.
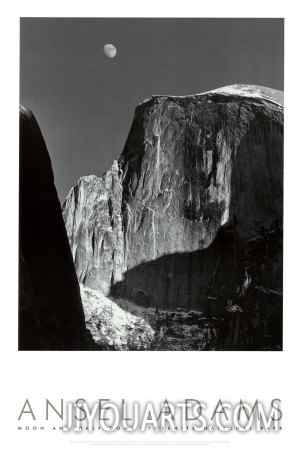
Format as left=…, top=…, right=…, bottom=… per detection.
left=104, top=44, right=117, bottom=58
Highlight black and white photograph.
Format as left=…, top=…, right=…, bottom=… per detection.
left=3, top=1, right=301, bottom=450
left=19, top=17, right=284, bottom=351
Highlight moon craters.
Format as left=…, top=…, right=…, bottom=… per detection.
left=104, top=44, right=117, bottom=58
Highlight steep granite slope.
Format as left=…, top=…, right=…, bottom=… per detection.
left=19, top=106, right=95, bottom=350
left=63, top=85, right=283, bottom=347
left=63, top=162, right=124, bottom=294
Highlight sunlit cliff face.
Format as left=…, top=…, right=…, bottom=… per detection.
left=63, top=85, right=283, bottom=309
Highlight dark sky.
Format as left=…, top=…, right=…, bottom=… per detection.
left=20, top=18, right=284, bottom=204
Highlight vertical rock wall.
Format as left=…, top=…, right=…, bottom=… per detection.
left=19, top=106, right=95, bottom=350
left=62, top=85, right=283, bottom=310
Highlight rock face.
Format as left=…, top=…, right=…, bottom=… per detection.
left=63, top=162, right=124, bottom=294
left=19, top=106, right=95, bottom=350
left=63, top=85, right=283, bottom=327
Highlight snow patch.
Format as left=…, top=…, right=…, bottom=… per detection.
left=140, top=84, right=283, bottom=108
left=80, top=286, right=155, bottom=350
left=204, top=84, right=283, bottom=107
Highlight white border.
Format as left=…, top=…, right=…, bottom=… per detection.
left=1, top=2, right=300, bottom=449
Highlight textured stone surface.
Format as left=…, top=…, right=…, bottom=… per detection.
left=19, top=106, right=95, bottom=350
left=63, top=161, right=124, bottom=293
left=63, top=85, right=283, bottom=319
left=81, top=287, right=155, bottom=350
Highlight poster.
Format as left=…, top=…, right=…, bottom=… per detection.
left=1, top=1, right=300, bottom=449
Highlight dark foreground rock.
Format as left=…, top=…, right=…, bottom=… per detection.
left=19, top=106, right=95, bottom=350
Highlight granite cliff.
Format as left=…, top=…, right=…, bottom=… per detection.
left=19, top=106, right=95, bottom=350
left=62, top=85, right=283, bottom=349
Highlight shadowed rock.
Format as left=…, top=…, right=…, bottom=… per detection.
left=19, top=106, right=95, bottom=350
